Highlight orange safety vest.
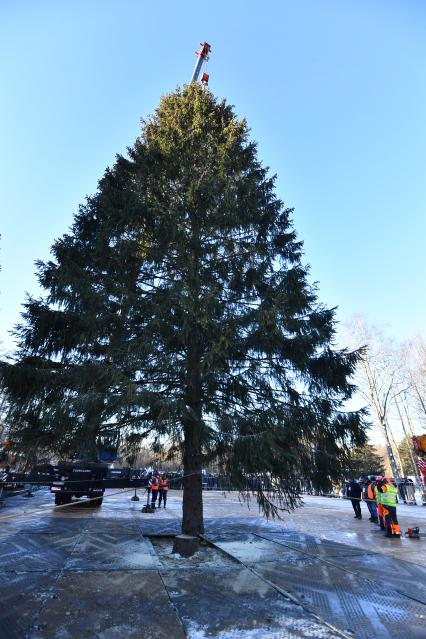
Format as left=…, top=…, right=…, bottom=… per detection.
left=159, top=479, right=169, bottom=491
left=150, top=478, right=159, bottom=491
left=367, top=483, right=375, bottom=500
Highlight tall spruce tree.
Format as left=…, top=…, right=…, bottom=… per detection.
left=344, top=443, right=385, bottom=478
left=397, top=434, right=418, bottom=476
left=1, top=84, right=366, bottom=535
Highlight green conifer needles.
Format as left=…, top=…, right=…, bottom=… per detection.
left=1, top=85, right=367, bottom=534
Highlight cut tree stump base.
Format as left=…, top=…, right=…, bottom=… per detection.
left=172, top=534, right=199, bottom=557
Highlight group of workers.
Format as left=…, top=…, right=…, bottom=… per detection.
left=347, top=476, right=401, bottom=538
left=148, top=473, right=169, bottom=508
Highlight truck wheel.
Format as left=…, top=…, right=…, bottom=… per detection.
left=54, top=494, right=63, bottom=505
left=88, top=496, right=103, bottom=506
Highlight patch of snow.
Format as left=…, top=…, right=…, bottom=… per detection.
left=151, top=538, right=235, bottom=570
left=230, top=569, right=269, bottom=597
left=50, top=626, right=73, bottom=639
left=186, top=618, right=341, bottom=639
left=97, top=625, right=137, bottom=639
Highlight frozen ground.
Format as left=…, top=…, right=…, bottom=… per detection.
left=0, top=488, right=425, bottom=639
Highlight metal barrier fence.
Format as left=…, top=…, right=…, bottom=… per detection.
left=297, top=479, right=426, bottom=506
left=2, top=470, right=425, bottom=506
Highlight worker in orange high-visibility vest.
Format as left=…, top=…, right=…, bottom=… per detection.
left=366, top=477, right=378, bottom=523
left=375, top=476, right=386, bottom=530
left=149, top=474, right=159, bottom=508
left=158, top=474, right=169, bottom=508
left=381, top=478, right=401, bottom=538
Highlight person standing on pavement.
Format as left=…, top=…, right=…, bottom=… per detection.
left=381, top=477, right=401, bottom=537
left=158, top=474, right=169, bottom=508
left=146, top=471, right=152, bottom=503
left=149, top=474, right=159, bottom=508
left=374, top=476, right=386, bottom=530
left=365, top=477, right=378, bottom=523
left=360, top=476, right=369, bottom=512
left=347, top=478, right=362, bottom=519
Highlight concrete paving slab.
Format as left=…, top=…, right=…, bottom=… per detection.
left=201, top=527, right=255, bottom=543
left=253, top=560, right=426, bottom=639
left=0, top=532, right=78, bottom=572
left=2, top=517, right=91, bottom=537
left=204, top=516, right=289, bottom=539
left=0, top=495, right=64, bottom=538
left=329, top=552, right=426, bottom=605
left=0, top=570, right=60, bottom=639
left=91, top=509, right=139, bottom=521
left=203, top=524, right=426, bottom=639
left=31, top=570, right=186, bottom=639
left=88, top=518, right=142, bottom=534
left=258, top=531, right=370, bottom=558
left=65, top=531, right=161, bottom=571
left=0, top=507, right=173, bottom=541
left=256, top=529, right=426, bottom=605
left=211, top=537, right=308, bottom=564
left=161, top=566, right=342, bottom=638
left=0, top=524, right=18, bottom=542
left=273, top=496, right=426, bottom=567
left=2, top=489, right=425, bottom=639
left=138, top=520, right=181, bottom=536
left=90, top=492, right=145, bottom=520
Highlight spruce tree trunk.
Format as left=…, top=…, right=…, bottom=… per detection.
left=182, top=420, right=204, bottom=535
left=181, top=333, right=204, bottom=535
left=181, top=204, right=204, bottom=536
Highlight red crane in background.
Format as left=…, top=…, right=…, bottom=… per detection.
left=191, top=41, right=211, bottom=85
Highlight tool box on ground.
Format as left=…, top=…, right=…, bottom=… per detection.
left=141, top=504, right=156, bottom=513
left=404, top=526, right=420, bottom=539
left=141, top=488, right=156, bottom=513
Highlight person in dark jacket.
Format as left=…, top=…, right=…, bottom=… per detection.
left=149, top=474, right=159, bottom=508
left=347, top=478, right=362, bottom=519
left=364, top=476, right=378, bottom=523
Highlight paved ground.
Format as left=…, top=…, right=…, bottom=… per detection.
left=265, top=493, right=426, bottom=566
left=0, top=488, right=425, bottom=638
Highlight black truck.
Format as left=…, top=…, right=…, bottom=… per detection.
left=50, top=461, right=109, bottom=505
left=1, top=463, right=148, bottom=506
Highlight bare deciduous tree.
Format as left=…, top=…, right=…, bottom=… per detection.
left=401, top=336, right=426, bottom=427
left=342, top=316, right=403, bottom=477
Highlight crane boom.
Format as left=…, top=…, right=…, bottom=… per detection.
left=191, top=41, right=211, bottom=84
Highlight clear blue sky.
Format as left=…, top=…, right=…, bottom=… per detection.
left=1, top=0, right=425, bottom=354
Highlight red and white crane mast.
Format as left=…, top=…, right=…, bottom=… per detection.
left=191, top=41, right=211, bottom=85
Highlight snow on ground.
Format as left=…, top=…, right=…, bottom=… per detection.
left=186, top=618, right=342, bottom=639
left=150, top=537, right=238, bottom=570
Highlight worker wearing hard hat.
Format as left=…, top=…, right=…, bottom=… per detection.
left=381, top=477, right=401, bottom=538
left=374, top=476, right=386, bottom=530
